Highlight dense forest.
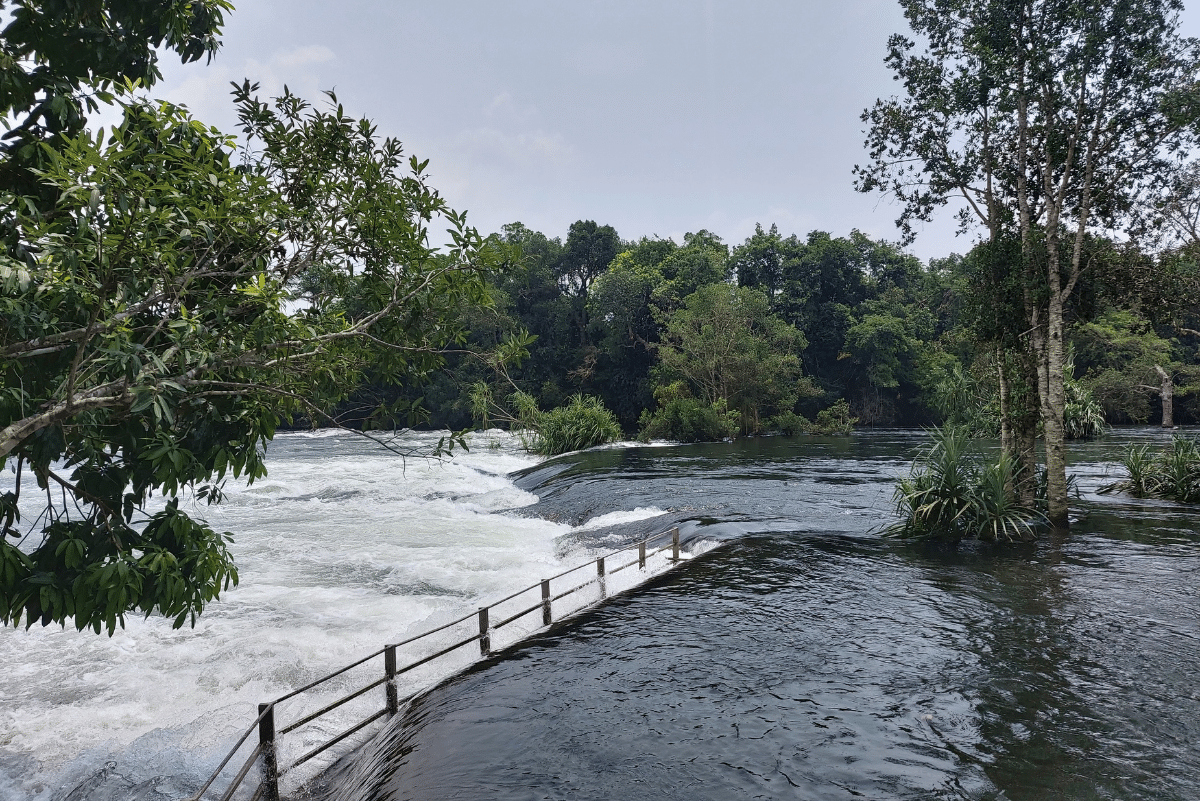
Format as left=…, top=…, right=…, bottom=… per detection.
left=339, top=219, right=1200, bottom=442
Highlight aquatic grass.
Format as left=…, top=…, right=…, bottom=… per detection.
left=1063, top=348, right=1107, bottom=441
left=1101, top=436, right=1200, bottom=504
left=1121, top=443, right=1155, bottom=496
left=1063, top=387, right=1107, bottom=440
left=972, top=455, right=1049, bottom=542
left=471, top=384, right=623, bottom=456
left=884, top=426, right=1044, bottom=543
left=529, top=394, right=623, bottom=456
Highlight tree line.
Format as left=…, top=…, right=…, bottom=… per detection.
left=357, top=218, right=1198, bottom=445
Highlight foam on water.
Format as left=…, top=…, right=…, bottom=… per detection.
left=0, top=430, right=651, bottom=800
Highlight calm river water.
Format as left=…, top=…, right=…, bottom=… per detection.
left=2, top=428, right=1198, bottom=801
left=322, top=429, right=1200, bottom=801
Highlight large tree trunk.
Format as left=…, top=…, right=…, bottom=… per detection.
left=998, top=348, right=1039, bottom=506
left=1154, top=365, right=1174, bottom=427
left=1043, top=291, right=1070, bottom=530
left=1014, top=352, right=1041, bottom=508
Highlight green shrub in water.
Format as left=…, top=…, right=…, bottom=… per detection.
left=1103, top=436, right=1200, bottom=503
left=1063, top=379, right=1107, bottom=440
left=769, top=411, right=811, bottom=436
left=471, top=383, right=622, bottom=456
left=769, top=402, right=855, bottom=437
left=638, top=382, right=740, bottom=442
left=884, top=426, right=1046, bottom=543
left=531, top=394, right=623, bottom=456
left=811, top=399, right=856, bottom=436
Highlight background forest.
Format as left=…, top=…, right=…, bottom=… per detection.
left=339, top=219, right=1200, bottom=442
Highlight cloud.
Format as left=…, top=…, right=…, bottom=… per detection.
left=448, top=92, right=575, bottom=176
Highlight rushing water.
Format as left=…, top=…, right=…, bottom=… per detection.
left=316, top=428, right=1200, bottom=801
left=0, top=431, right=671, bottom=801
left=2, top=428, right=1198, bottom=801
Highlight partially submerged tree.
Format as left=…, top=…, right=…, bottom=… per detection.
left=857, top=0, right=1200, bottom=527
left=1, top=89, right=498, bottom=633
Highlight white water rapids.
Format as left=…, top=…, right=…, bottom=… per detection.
left=0, top=430, right=670, bottom=800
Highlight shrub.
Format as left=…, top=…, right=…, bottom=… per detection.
left=1063, top=378, right=1107, bottom=440
left=638, top=383, right=740, bottom=442
left=1103, top=436, right=1200, bottom=503
left=529, top=394, right=623, bottom=456
left=884, top=426, right=1046, bottom=543
left=810, top=399, right=856, bottom=435
left=769, top=411, right=811, bottom=436
left=471, top=384, right=622, bottom=456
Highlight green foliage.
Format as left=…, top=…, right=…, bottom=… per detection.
left=1103, top=437, right=1200, bottom=503
left=929, top=361, right=1002, bottom=437
left=769, top=411, right=811, bottom=437
left=638, top=382, right=740, bottom=442
left=0, top=0, right=232, bottom=200
left=1063, top=380, right=1106, bottom=440
left=471, top=385, right=621, bottom=455
left=1074, top=310, right=1178, bottom=424
left=811, top=400, right=857, bottom=436
left=885, top=427, right=1046, bottom=543
left=1, top=90, right=496, bottom=633
left=654, top=284, right=807, bottom=434
left=532, top=394, right=623, bottom=456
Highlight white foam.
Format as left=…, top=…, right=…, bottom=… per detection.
left=574, top=507, right=669, bottom=531
left=0, top=430, right=596, bottom=799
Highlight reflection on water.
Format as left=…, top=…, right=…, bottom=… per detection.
left=327, top=428, right=1200, bottom=801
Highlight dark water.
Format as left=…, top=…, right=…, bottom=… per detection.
left=324, top=429, right=1200, bottom=801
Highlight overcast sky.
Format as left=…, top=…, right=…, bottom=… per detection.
left=151, top=1, right=1200, bottom=262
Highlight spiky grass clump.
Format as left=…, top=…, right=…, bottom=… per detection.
left=1064, top=381, right=1107, bottom=440
left=1104, top=436, right=1200, bottom=503
left=885, top=426, right=1046, bottom=543
left=529, top=394, right=623, bottom=456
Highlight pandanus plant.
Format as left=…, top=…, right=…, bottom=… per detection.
left=885, top=426, right=1046, bottom=543
left=1104, top=437, right=1200, bottom=504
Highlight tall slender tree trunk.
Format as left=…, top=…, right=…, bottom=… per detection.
left=1043, top=290, right=1070, bottom=529
left=1013, top=350, right=1040, bottom=508
left=998, top=347, right=1013, bottom=457
left=1154, top=365, right=1175, bottom=427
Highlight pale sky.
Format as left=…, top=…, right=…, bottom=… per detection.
left=149, top=1, right=1200, bottom=262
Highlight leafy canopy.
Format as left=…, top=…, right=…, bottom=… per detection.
left=1, top=88, right=499, bottom=634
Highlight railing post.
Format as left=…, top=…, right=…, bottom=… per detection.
left=638, top=540, right=646, bottom=569
left=671, top=527, right=680, bottom=562
left=541, top=579, right=552, bottom=626
left=258, top=703, right=280, bottom=801
left=384, top=646, right=399, bottom=716
left=478, top=607, right=491, bottom=656
left=597, top=557, right=606, bottom=599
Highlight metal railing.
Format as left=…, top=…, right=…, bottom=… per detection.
left=187, top=527, right=686, bottom=801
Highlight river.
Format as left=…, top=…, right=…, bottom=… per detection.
left=2, top=428, right=1198, bottom=800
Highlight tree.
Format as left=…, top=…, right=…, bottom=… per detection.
left=0, top=89, right=498, bottom=633
left=653, top=284, right=808, bottom=433
left=1073, top=309, right=1185, bottom=425
left=857, top=0, right=1200, bottom=527
left=557, top=219, right=620, bottom=298
left=0, top=0, right=232, bottom=202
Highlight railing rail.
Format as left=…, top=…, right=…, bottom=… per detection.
left=188, top=526, right=685, bottom=801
